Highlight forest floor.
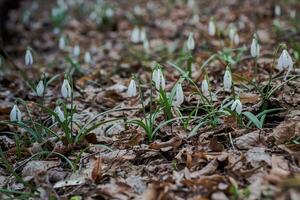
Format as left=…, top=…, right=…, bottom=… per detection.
left=1, top=0, right=300, bottom=199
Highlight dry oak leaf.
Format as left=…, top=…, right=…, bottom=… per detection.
left=272, top=117, right=300, bottom=144
left=149, top=136, right=182, bottom=151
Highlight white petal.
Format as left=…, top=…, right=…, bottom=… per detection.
left=223, top=70, right=232, bottom=91
left=201, top=79, right=209, bottom=96
left=61, top=79, right=71, bottom=98
left=127, top=79, right=137, bottom=97
left=235, top=100, right=243, bottom=114
left=25, top=49, right=33, bottom=65
left=131, top=27, right=140, bottom=43
left=10, top=105, right=21, bottom=122
left=187, top=32, right=195, bottom=50
left=159, top=70, right=165, bottom=90
left=36, top=80, right=44, bottom=97
left=208, top=21, right=216, bottom=36
left=174, top=84, right=184, bottom=106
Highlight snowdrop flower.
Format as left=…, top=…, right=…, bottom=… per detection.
left=73, top=44, right=80, bottom=57
left=208, top=19, right=216, bottom=36
left=59, top=36, right=66, bottom=50
left=277, top=49, right=293, bottom=71
left=187, top=32, right=195, bottom=51
left=250, top=37, right=260, bottom=58
left=10, top=105, right=22, bottom=122
left=233, top=33, right=239, bottom=46
left=140, top=28, right=147, bottom=42
left=84, top=52, right=92, bottom=64
left=275, top=5, right=281, bottom=17
left=54, top=106, right=65, bottom=122
left=290, top=10, right=296, bottom=19
left=127, top=79, right=137, bottom=97
left=25, top=48, right=33, bottom=66
left=152, top=68, right=165, bottom=90
left=231, top=99, right=242, bottom=114
left=223, top=68, right=232, bottom=91
left=187, top=0, right=195, bottom=9
left=173, top=83, right=184, bottom=106
left=228, top=27, right=236, bottom=41
left=36, top=80, right=45, bottom=97
left=143, top=38, right=150, bottom=52
left=61, top=79, right=72, bottom=98
left=201, top=78, right=209, bottom=97
left=131, top=27, right=140, bottom=43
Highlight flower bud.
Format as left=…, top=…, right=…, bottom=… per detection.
left=73, top=44, right=80, bottom=57
left=201, top=79, right=209, bottom=97
left=208, top=20, right=216, bottom=36
left=250, top=37, right=260, bottom=58
left=131, top=27, right=140, bottom=43
left=36, top=80, right=45, bottom=97
left=61, top=79, right=72, bottom=98
left=187, top=32, right=195, bottom=51
left=25, top=48, right=33, bottom=66
left=127, top=79, right=137, bottom=97
left=231, top=99, right=242, bottom=114
left=173, top=83, right=184, bottom=106
left=10, top=105, right=22, bottom=122
left=277, top=49, right=293, bottom=71
left=54, top=106, right=65, bottom=122
left=223, top=68, right=232, bottom=92
left=59, top=36, right=66, bottom=50
left=152, top=68, right=165, bottom=90
left=84, top=52, right=92, bottom=64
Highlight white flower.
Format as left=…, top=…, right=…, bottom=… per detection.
left=131, top=27, right=140, bottom=43
left=201, top=79, right=209, bottom=96
left=127, top=79, right=137, bottom=97
left=290, top=10, right=296, bottom=19
left=59, top=36, right=66, bottom=50
left=173, top=83, right=184, bottom=106
left=233, top=33, right=239, bottom=46
left=84, top=52, right=92, bottom=64
left=275, top=5, right=281, bottom=17
left=140, top=28, right=146, bottom=42
left=277, top=49, right=293, bottom=71
left=231, top=99, right=242, bottom=114
left=187, top=32, right=195, bottom=51
left=36, top=80, right=44, bottom=97
left=61, top=79, right=72, bottom=98
left=25, top=48, right=33, bottom=66
left=152, top=68, right=165, bottom=90
left=208, top=20, right=216, bottom=36
left=143, top=38, right=150, bottom=52
left=73, top=44, right=80, bottom=57
left=223, top=69, right=232, bottom=91
left=228, top=27, right=236, bottom=41
left=10, top=105, right=22, bottom=122
left=187, top=0, right=195, bottom=9
left=250, top=37, right=260, bottom=58
left=54, top=106, right=65, bottom=122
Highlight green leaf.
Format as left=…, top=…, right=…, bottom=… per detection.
left=242, top=111, right=262, bottom=129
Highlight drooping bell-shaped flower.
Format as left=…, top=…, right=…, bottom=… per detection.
left=223, top=68, right=232, bottom=92
left=140, top=28, right=147, bottom=42
left=277, top=49, right=293, bottom=71
left=275, top=5, right=281, bottom=17
left=131, top=27, right=140, bottom=43
left=25, top=48, right=33, bottom=66
left=231, top=99, right=242, bottom=114
left=73, top=44, right=80, bottom=57
left=152, top=68, right=165, bottom=90
left=208, top=20, right=216, bottom=36
left=233, top=33, right=239, bottom=46
left=10, top=105, right=22, bottom=122
left=228, top=27, right=236, bottom=41
left=201, top=79, right=209, bottom=97
left=54, top=106, right=65, bottom=122
left=250, top=37, right=260, bottom=58
left=36, top=80, right=45, bottom=97
left=59, top=36, right=66, bottom=50
left=61, top=79, right=72, bottom=98
left=173, top=83, right=184, bottom=106
left=84, top=52, right=92, bottom=64
left=127, top=79, right=137, bottom=97
left=187, top=32, right=195, bottom=51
